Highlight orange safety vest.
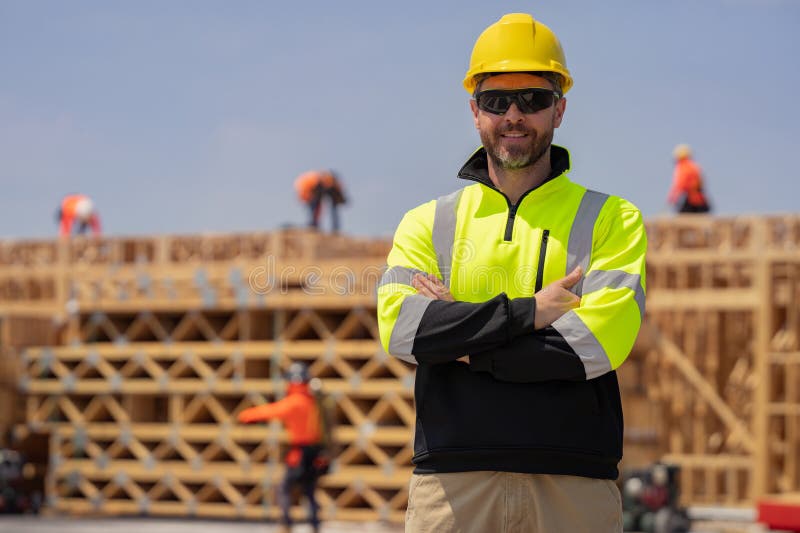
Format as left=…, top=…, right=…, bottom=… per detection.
left=59, top=194, right=101, bottom=237
left=668, top=159, right=708, bottom=207
left=238, top=383, right=322, bottom=446
left=294, top=171, right=336, bottom=203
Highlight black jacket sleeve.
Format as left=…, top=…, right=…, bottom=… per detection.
left=468, top=327, right=587, bottom=382
left=410, top=293, right=537, bottom=364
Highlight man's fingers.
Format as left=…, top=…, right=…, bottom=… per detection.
left=413, top=273, right=454, bottom=301
left=413, top=274, right=436, bottom=292
left=427, top=274, right=455, bottom=302
left=557, top=266, right=583, bottom=288
left=416, top=274, right=447, bottom=294
left=425, top=273, right=447, bottom=291
left=413, top=275, right=439, bottom=299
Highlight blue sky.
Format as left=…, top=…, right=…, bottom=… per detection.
left=1, top=0, right=798, bottom=239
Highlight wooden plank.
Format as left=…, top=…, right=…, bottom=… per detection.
left=55, top=498, right=406, bottom=522
left=646, top=289, right=759, bottom=311
left=23, top=378, right=411, bottom=396
left=753, top=219, right=772, bottom=499
left=54, top=460, right=414, bottom=487
left=48, top=422, right=412, bottom=445
left=24, top=340, right=382, bottom=360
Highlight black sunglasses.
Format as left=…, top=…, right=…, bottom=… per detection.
left=475, top=87, right=560, bottom=115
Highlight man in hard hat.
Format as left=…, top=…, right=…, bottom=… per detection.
left=294, top=170, right=347, bottom=232
left=668, top=144, right=711, bottom=213
left=377, top=13, right=647, bottom=532
left=57, top=194, right=101, bottom=237
left=238, top=362, right=327, bottom=533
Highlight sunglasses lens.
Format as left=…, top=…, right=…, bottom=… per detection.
left=478, top=93, right=513, bottom=114
left=517, top=90, right=556, bottom=113
left=477, top=89, right=557, bottom=115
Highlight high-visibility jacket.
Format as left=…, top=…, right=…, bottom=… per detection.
left=294, top=171, right=345, bottom=204
left=295, top=171, right=325, bottom=203
left=377, top=145, right=647, bottom=479
left=238, top=383, right=322, bottom=447
left=59, top=194, right=101, bottom=237
left=668, top=158, right=708, bottom=208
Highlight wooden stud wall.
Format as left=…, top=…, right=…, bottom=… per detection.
left=625, top=215, right=800, bottom=506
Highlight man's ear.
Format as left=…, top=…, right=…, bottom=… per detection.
left=469, top=99, right=480, bottom=130
left=553, top=97, right=567, bottom=128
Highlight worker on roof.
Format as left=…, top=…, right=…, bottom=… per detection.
left=293, top=170, right=347, bottom=232
left=668, top=144, right=711, bottom=213
left=57, top=194, right=101, bottom=237
left=377, top=12, right=646, bottom=532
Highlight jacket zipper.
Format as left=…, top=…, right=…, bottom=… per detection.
left=534, top=230, right=550, bottom=293
left=502, top=190, right=536, bottom=242
left=503, top=206, right=517, bottom=241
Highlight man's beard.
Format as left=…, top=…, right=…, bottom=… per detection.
left=480, top=124, right=553, bottom=170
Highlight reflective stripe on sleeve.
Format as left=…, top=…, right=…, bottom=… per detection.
left=377, top=266, right=425, bottom=289
left=582, top=269, right=646, bottom=319
left=387, top=294, right=433, bottom=364
left=552, top=312, right=612, bottom=379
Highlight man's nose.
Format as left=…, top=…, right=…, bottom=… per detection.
left=503, top=102, right=525, bottom=122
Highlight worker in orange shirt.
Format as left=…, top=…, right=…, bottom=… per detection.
left=294, top=170, right=346, bottom=231
left=57, top=194, right=101, bottom=237
left=667, top=144, right=711, bottom=213
left=238, top=363, right=326, bottom=533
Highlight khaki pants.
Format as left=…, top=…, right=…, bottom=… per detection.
left=405, top=471, right=622, bottom=533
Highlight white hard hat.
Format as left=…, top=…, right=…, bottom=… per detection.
left=672, top=144, right=692, bottom=160
left=75, top=198, right=94, bottom=221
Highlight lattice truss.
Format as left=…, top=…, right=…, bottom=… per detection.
left=19, top=306, right=416, bottom=521
left=634, top=216, right=800, bottom=505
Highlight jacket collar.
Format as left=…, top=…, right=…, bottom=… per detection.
left=457, top=145, right=571, bottom=193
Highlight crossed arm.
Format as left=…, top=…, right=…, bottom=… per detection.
left=378, top=199, right=646, bottom=383
left=410, top=270, right=589, bottom=382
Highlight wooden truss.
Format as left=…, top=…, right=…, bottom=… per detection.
left=1, top=218, right=799, bottom=518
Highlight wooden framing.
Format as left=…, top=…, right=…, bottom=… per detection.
left=0, top=218, right=798, bottom=518
left=622, top=215, right=800, bottom=506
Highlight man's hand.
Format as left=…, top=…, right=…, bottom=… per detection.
left=534, top=266, right=582, bottom=330
left=412, top=273, right=455, bottom=302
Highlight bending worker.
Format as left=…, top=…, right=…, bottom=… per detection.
left=667, top=143, right=711, bottom=213
left=57, top=194, right=101, bottom=237
left=377, top=13, right=646, bottom=533
left=293, top=170, right=347, bottom=232
left=238, top=362, right=324, bottom=533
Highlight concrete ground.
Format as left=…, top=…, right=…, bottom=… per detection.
left=0, top=516, right=775, bottom=533
left=0, top=517, right=405, bottom=533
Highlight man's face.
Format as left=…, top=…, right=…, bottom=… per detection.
left=470, top=73, right=566, bottom=171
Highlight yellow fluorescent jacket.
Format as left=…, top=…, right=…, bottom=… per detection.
left=377, top=146, right=647, bottom=380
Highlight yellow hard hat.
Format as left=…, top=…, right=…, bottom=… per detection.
left=673, top=144, right=692, bottom=159
left=463, top=13, right=573, bottom=94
